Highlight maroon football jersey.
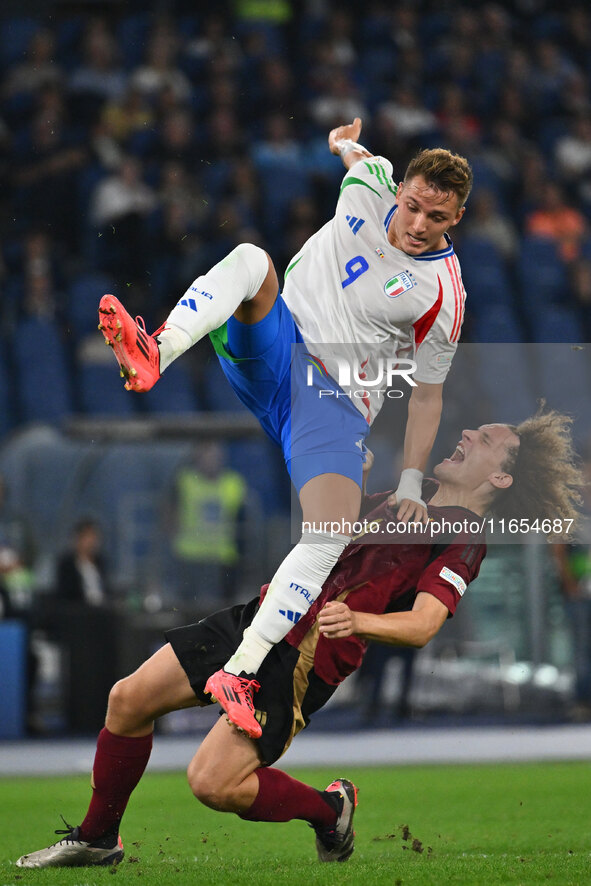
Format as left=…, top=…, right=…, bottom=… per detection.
left=260, top=482, right=486, bottom=686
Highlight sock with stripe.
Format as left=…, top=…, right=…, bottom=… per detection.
left=157, top=243, right=269, bottom=372
left=239, top=767, right=339, bottom=826
left=78, top=728, right=153, bottom=841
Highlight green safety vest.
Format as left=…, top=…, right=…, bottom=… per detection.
left=234, top=0, right=291, bottom=23
left=173, top=469, right=246, bottom=564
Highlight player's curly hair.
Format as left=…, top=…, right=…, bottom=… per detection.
left=405, top=148, right=473, bottom=208
left=489, top=404, right=584, bottom=540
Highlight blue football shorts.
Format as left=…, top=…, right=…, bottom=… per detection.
left=211, top=294, right=369, bottom=493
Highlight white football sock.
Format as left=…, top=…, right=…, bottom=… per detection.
left=157, top=243, right=269, bottom=372
left=224, top=530, right=350, bottom=676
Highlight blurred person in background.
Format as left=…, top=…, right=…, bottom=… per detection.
left=0, top=473, right=35, bottom=614
left=90, top=155, right=157, bottom=304
left=129, top=25, right=191, bottom=103
left=68, top=19, right=127, bottom=109
left=0, top=473, right=38, bottom=732
left=525, top=181, right=587, bottom=263
left=555, top=115, right=591, bottom=182
left=463, top=188, right=518, bottom=261
left=166, top=442, right=247, bottom=609
left=3, top=27, right=62, bottom=98
left=53, top=518, right=115, bottom=733
left=11, top=93, right=86, bottom=252
left=55, top=518, right=109, bottom=607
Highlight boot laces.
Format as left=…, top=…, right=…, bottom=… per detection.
left=234, top=676, right=261, bottom=712
left=53, top=815, right=80, bottom=845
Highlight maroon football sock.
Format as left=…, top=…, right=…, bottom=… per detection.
left=239, top=767, right=338, bottom=827
left=78, top=727, right=153, bottom=841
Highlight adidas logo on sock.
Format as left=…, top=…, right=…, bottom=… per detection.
left=346, top=215, right=365, bottom=235
left=179, top=289, right=213, bottom=311
left=179, top=297, right=198, bottom=311
left=279, top=609, right=302, bottom=624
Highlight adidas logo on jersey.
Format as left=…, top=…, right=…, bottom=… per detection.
left=346, top=215, right=365, bottom=235
left=279, top=609, right=302, bottom=624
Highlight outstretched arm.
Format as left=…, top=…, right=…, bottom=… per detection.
left=392, top=380, right=443, bottom=524
left=318, top=591, right=448, bottom=648
left=328, top=117, right=374, bottom=170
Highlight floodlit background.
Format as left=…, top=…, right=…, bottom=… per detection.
left=0, top=0, right=590, bottom=745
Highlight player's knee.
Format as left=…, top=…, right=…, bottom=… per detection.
left=107, top=676, right=146, bottom=725
left=231, top=242, right=273, bottom=302
left=232, top=241, right=267, bottom=273
left=186, top=761, right=235, bottom=811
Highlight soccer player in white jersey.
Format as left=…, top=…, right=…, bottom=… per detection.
left=98, top=118, right=473, bottom=737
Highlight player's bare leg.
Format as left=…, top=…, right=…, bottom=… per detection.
left=105, top=643, right=203, bottom=736
left=299, top=472, right=361, bottom=530
left=188, top=716, right=263, bottom=813
left=16, top=645, right=201, bottom=869
left=188, top=717, right=357, bottom=861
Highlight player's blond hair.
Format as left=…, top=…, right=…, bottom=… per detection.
left=490, top=405, right=583, bottom=539
left=404, top=148, right=473, bottom=208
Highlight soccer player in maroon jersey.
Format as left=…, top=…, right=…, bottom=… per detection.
left=16, top=408, right=581, bottom=869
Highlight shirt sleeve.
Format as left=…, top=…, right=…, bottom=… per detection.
left=338, top=156, right=398, bottom=205
left=416, top=543, right=486, bottom=615
left=413, top=322, right=458, bottom=384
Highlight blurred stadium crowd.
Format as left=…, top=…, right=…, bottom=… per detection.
left=0, top=0, right=590, bottom=435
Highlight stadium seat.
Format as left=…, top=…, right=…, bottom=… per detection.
left=530, top=305, right=584, bottom=343
left=115, top=13, right=151, bottom=70
left=55, top=17, right=84, bottom=72
left=142, top=361, right=201, bottom=414
left=201, top=359, right=250, bottom=413
left=77, top=363, right=137, bottom=417
left=251, top=146, right=310, bottom=247
left=358, top=46, right=396, bottom=95
left=466, top=159, right=506, bottom=205
left=67, top=271, right=116, bottom=337
left=471, top=304, right=524, bottom=343
left=518, top=236, right=566, bottom=312
left=459, top=238, right=513, bottom=315
left=13, top=317, right=73, bottom=425
left=0, top=17, right=39, bottom=67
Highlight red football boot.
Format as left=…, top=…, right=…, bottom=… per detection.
left=98, top=294, right=161, bottom=392
left=204, top=669, right=262, bottom=739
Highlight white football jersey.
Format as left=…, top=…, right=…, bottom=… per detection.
left=282, top=156, right=466, bottom=424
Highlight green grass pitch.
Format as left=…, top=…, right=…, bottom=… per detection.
left=1, top=761, right=589, bottom=885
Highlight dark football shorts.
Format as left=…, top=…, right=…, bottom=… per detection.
left=165, top=597, right=336, bottom=765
